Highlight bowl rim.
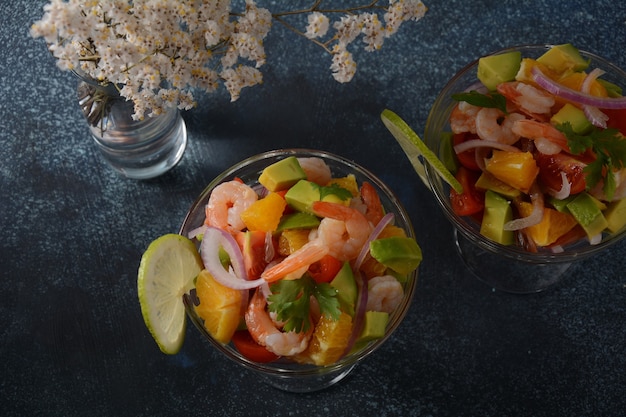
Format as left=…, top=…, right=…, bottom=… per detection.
left=424, top=44, right=626, bottom=263
left=179, top=148, right=419, bottom=376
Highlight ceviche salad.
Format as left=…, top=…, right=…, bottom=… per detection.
left=440, top=43, right=626, bottom=252
left=138, top=155, right=422, bottom=366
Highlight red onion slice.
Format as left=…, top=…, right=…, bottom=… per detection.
left=200, top=226, right=266, bottom=290
left=550, top=172, right=572, bottom=200
left=354, top=212, right=395, bottom=271
left=454, top=139, right=520, bottom=154
left=504, top=183, right=544, bottom=231
left=532, top=66, right=626, bottom=109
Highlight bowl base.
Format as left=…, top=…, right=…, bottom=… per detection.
left=259, top=363, right=357, bottom=393
left=454, top=229, right=572, bottom=294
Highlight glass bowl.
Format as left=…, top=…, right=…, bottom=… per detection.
left=179, top=149, right=419, bottom=392
left=423, top=45, right=626, bottom=293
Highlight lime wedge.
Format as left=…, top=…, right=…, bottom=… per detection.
left=381, top=109, right=463, bottom=194
left=137, top=234, right=203, bottom=354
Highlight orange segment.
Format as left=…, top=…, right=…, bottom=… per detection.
left=517, top=201, right=578, bottom=246
left=277, top=229, right=310, bottom=256
left=485, top=151, right=539, bottom=194
left=297, top=312, right=353, bottom=366
left=240, top=192, right=287, bottom=232
left=558, top=72, right=609, bottom=97
left=194, top=269, right=243, bottom=344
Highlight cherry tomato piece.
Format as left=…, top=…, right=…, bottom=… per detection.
left=602, top=108, right=626, bottom=136
left=453, top=132, right=481, bottom=171
left=535, top=152, right=587, bottom=195
left=231, top=330, right=279, bottom=363
left=308, top=254, right=343, bottom=284
left=450, top=166, right=484, bottom=216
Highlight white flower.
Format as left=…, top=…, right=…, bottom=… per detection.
left=305, top=12, right=329, bottom=39
left=31, top=0, right=428, bottom=119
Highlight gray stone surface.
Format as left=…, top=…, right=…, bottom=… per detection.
left=2, top=1, right=626, bottom=416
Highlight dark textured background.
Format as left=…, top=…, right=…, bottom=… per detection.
left=2, top=1, right=625, bottom=416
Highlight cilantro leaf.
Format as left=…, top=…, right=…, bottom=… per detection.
left=267, top=276, right=340, bottom=333
left=452, top=91, right=508, bottom=114
left=557, top=122, right=626, bottom=201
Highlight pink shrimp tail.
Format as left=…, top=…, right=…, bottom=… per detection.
left=261, top=240, right=329, bottom=283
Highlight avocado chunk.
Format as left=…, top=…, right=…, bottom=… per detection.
left=480, top=190, right=514, bottom=245
left=356, top=311, right=389, bottom=344
left=536, top=43, right=590, bottom=74
left=477, top=50, right=522, bottom=91
left=284, top=179, right=352, bottom=214
left=258, top=156, right=307, bottom=192
left=551, top=103, right=592, bottom=134
left=329, top=262, right=358, bottom=317
left=565, top=192, right=608, bottom=238
left=604, top=198, right=626, bottom=233
left=276, top=212, right=321, bottom=232
left=475, top=171, right=522, bottom=199
left=284, top=180, right=321, bottom=214
left=369, top=237, right=422, bottom=275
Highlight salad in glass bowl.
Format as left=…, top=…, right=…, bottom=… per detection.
left=138, top=149, right=422, bottom=393
left=418, top=43, right=626, bottom=293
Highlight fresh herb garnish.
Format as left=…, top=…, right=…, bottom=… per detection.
left=267, top=276, right=340, bottom=333
left=452, top=91, right=508, bottom=114
left=557, top=122, right=626, bottom=201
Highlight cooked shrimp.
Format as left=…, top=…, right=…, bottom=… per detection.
left=204, top=180, right=258, bottom=234
left=475, top=108, right=526, bottom=145
left=360, top=181, right=384, bottom=225
left=511, top=119, right=570, bottom=153
left=313, top=201, right=372, bottom=261
left=245, top=289, right=313, bottom=357
left=497, top=81, right=555, bottom=120
left=365, top=275, right=404, bottom=314
left=450, top=101, right=480, bottom=134
left=261, top=239, right=329, bottom=282
left=297, top=157, right=332, bottom=185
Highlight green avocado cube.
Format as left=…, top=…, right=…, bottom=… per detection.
left=551, top=103, right=592, bottom=134
left=477, top=50, right=522, bottom=91
left=369, top=237, right=422, bottom=275
left=356, top=311, right=389, bottom=344
left=276, top=212, right=321, bottom=232
left=284, top=179, right=321, bottom=214
left=566, top=192, right=608, bottom=238
left=604, top=198, right=626, bottom=233
left=258, top=156, right=307, bottom=192
left=480, top=190, right=514, bottom=245
left=329, top=262, right=357, bottom=317
left=536, top=43, right=590, bottom=74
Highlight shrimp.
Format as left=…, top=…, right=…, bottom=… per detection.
left=365, top=275, right=404, bottom=314
left=497, top=81, right=555, bottom=120
left=204, top=180, right=258, bottom=234
left=245, top=289, right=313, bottom=357
left=313, top=201, right=372, bottom=261
left=297, top=157, right=332, bottom=185
left=511, top=119, right=570, bottom=153
left=360, top=181, right=384, bottom=225
left=261, top=239, right=329, bottom=282
left=450, top=101, right=480, bottom=134
left=475, top=108, right=526, bottom=145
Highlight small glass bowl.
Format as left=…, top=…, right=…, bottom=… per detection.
left=179, top=149, right=419, bottom=392
left=424, top=45, right=626, bottom=293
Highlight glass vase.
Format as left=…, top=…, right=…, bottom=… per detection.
left=77, top=79, right=187, bottom=180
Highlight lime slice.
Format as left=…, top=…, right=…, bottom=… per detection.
left=137, top=234, right=203, bottom=354
left=381, top=109, right=463, bottom=193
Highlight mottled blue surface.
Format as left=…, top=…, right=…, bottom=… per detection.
left=2, top=1, right=626, bottom=416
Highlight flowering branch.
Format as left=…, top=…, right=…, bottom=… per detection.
left=31, top=0, right=427, bottom=120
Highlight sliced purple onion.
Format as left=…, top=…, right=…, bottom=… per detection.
left=532, top=66, right=626, bottom=109
left=200, top=226, right=265, bottom=290
left=504, top=183, right=544, bottom=231
left=354, top=212, right=395, bottom=271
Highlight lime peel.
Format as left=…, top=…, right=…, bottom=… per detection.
left=381, top=109, right=463, bottom=194
left=137, top=233, right=203, bottom=354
